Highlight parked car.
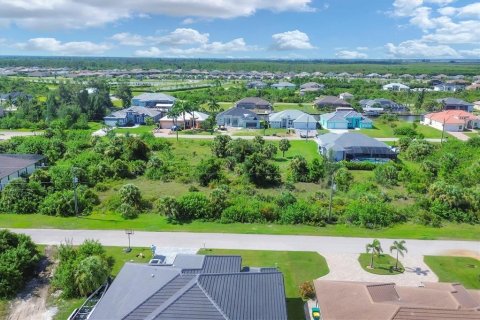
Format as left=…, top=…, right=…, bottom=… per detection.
left=171, top=125, right=182, bottom=131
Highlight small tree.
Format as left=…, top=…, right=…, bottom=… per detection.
left=366, top=239, right=383, bottom=269
left=119, top=184, right=142, bottom=209
left=334, top=167, right=353, bottom=192
left=390, top=240, right=407, bottom=270
left=279, top=139, right=291, bottom=157
left=211, top=135, right=232, bottom=158
left=299, top=281, right=316, bottom=300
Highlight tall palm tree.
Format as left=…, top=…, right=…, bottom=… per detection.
left=167, top=106, right=181, bottom=141
left=390, top=240, right=407, bottom=270
left=190, top=103, right=200, bottom=129
left=208, top=98, right=221, bottom=114
left=366, top=239, right=383, bottom=269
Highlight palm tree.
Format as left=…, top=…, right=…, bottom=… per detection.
left=208, top=98, right=221, bottom=114
left=190, top=103, right=200, bottom=129
left=390, top=240, right=407, bottom=270
left=366, top=239, right=383, bottom=269
left=167, top=106, right=181, bottom=141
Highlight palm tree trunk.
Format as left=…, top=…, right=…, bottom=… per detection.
left=370, top=252, right=374, bottom=268
left=395, top=250, right=399, bottom=270
left=183, top=112, right=186, bottom=130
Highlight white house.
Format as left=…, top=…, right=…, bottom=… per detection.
left=382, top=83, right=410, bottom=91
left=269, top=110, right=317, bottom=130
left=159, top=111, right=209, bottom=129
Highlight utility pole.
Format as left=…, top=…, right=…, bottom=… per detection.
left=72, top=167, right=79, bottom=216
left=440, top=118, right=446, bottom=145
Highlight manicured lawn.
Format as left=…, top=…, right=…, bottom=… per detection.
left=113, top=125, right=156, bottom=135
left=464, top=131, right=479, bottom=137
left=358, top=253, right=404, bottom=275
left=198, top=249, right=329, bottom=320
left=273, top=103, right=317, bottom=114
left=2, top=214, right=479, bottom=240
left=357, top=120, right=443, bottom=138
left=232, top=128, right=291, bottom=137
left=424, top=256, right=480, bottom=289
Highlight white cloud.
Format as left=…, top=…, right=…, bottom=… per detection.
left=156, top=28, right=209, bottom=45
left=421, top=19, right=480, bottom=44
left=0, top=0, right=314, bottom=30
left=17, top=38, right=111, bottom=55
left=356, top=46, right=369, bottom=51
left=459, top=48, right=480, bottom=57
left=335, top=50, right=368, bottom=59
left=134, top=38, right=252, bottom=57
left=111, top=33, right=145, bottom=46
left=385, top=40, right=459, bottom=57
left=271, top=30, right=315, bottom=50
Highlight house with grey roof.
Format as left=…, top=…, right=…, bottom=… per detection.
left=433, top=83, right=465, bottom=92
left=316, top=133, right=396, bottom=162
left=246, top=81, right=268, bottom=89
left=104, top=106, right=162, bottom=127
left=314, top=96, right=352, bottom=111
left=436, top=98, right=474, bottom=112
left=300, top=82, right=324, bottom=94
left=271, top=81, right=296, bottom=90
left=320, top=108, right=372, bottom=129
left=382, top=83, right=410, bottom=91
left=216, top=107, right=260, bottom=128
left=235, top=97, right=272, bottom=114
left=0, top=154, right=45, bottom=190
left=359, top=99, right=407, bottom=113
left=269, top=109, right=317, bottom=130
left=131, top=93, right=176, bottom=111
left=88, top=254, right=287, bottom=320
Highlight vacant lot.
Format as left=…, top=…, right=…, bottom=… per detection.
left=424, top=256, right=480, bottom=289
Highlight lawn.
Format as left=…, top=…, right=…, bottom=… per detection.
left=0, top=300, right=8, bottom=319
left=424, top=256, right=480, bottom=289
left=2, top=214, right=479, bottom=240
left=273, top=103, right=318, bottom=114
left=112, top=125, right=156, bottom=135
left=232, top=128, right=291, bottom=137
left=358, top=253, right=404, bottom=275
left=198, top=249, right=329, bottom=320
left=357, top=120, right=443, bottom=138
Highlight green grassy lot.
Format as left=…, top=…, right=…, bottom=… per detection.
left=2, top=214, right=479, bottom=240
left=424, top=256, right=480, bottom=289
left=112, top=125, right=156, bottom=135
left=198, top=249, right=329, bottom=320
left=464, top=131, right=479, bottom=137
left=356, top=120, right=443, bottom=138
left=358, top=253, right=404, bottom=275
left=273, top=103, right=318, bottom=113
left=0, top=300, right=8, bottom=319
left=232, top=128, right=291, bottom=137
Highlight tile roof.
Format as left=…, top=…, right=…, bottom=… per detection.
left=314, top=280, right=480, bottom=320
left=0, top=154, right=45, bottom=180
left=424, top=110, right=479, bottom=124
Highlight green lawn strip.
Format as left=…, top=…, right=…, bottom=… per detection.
left=273, top=103, right=317, bottom=114
left=2, top=214, right=479, bottom=240
left=198, top=249, right=329, bottom=320
left=0, top=300, right=9, bottom=319
left=112, top=125, right=156, bottom=135
left=424, top=256, right=480, bottom=289
left=356, top=120, right=443, bottom=139
left=358, top=253, right=404, bottom=275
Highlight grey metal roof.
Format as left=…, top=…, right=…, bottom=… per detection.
left=198, top=272, right=288, bottom=320
left=321, top=110, right=372, bottom=124
left=293, top=113, right=317, bottom=124
left=172, top=254, right=205, bottom=269
left=0, top=154, right=45, bottom=180
left=317, top=133, right=395, bottom=156
left=269, top=109, right=306, bottom=122
left=437, top=98, right=472, bottom=106
left=105, top=106, right=162, bottom=120
left=89, top=255, right=287, bottom=320
left=314, top=96, right=351, bottom=107
left=235, top=97, right=272, bottom=110
left=216, top=107, right=258, bottom=119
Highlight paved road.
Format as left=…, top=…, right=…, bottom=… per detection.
left=447, top=131, right=470, bottom=141
left=10, top=229, right=480, bottom=256
left=0, top=131, right=41, bottom=140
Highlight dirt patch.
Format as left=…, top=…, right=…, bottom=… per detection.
left=7, top=246, right=58, bottom=320
left=440, top=249, right=480, bottom=260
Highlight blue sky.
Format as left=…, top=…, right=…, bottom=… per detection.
left=0, top=0, right=479, bottom=59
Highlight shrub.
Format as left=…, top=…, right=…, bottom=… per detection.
left=345, top=194, right=396, bottom=228
left=0, top=179, right=44, bottom=214
left=177, top=192, right=212, bottom=221
left=334, top=167, right=353, bottom=192
left=243, top=153, right=281, bottom=187
left=221, top=198, right=265, bottom=223
left=197, top=158, right=222, bottom=187
left=280, top=201, right=326, bottom=226
left=118, top=203, right=139, bottom=219
left=341, top=161, right=377, bottom=170
left=211, top=135, right=232, bottom=158
left=393, top=127, right=417, bottom=137
left=289, top=156, right=309, bottom=182
left=405, top=140, right=434, bottom=161
left=374, top=163, right=399, bottom=186
left=299, top=281, right=316, bottom=300
left=119, top=184, right=142, bottom=209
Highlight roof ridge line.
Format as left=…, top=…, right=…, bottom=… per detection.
left=196, top=276, right=230, bottom=320
left=143, top=275, right=198, bottom=320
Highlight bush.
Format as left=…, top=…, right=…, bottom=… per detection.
left=289, top=156, right=309, bottom=182
left=243, top=153, right=281, bottom=187
left=374, top=163, right=399, bottom=186
left=177, top=192, right=212, bottom=221
left=211, top=135, right=232, bottom=158
left=39, top=187, right=99, bottom=217
left=345, top=194, right=397, bottom=228
left=119, top=184, right=142, bottom=209
left=280, top=201, right=326, bottom=226
left=197, top=158, right=222, bottom=187
left=334, top=167, right=353, bottom=192
left=0, top=179, right=44, bottom=214
left=341, top=161, right=377, bottom=170
left=118, top=203, right=139, bottom=219
left=405, top=140, right=434, bottom=161
left=393, top=127, right=417, bottom=137
left=221, top=198, right=265, bottom=223
left=299, top=281, right=316, bottom=300
left=0, top=230, right=40, bottom=298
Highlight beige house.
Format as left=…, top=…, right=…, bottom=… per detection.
left=314, top=280, right=480, bottom=320
left=159, top=111, right=209, bottom=129
left=423, top=110, right=480, bottom=132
